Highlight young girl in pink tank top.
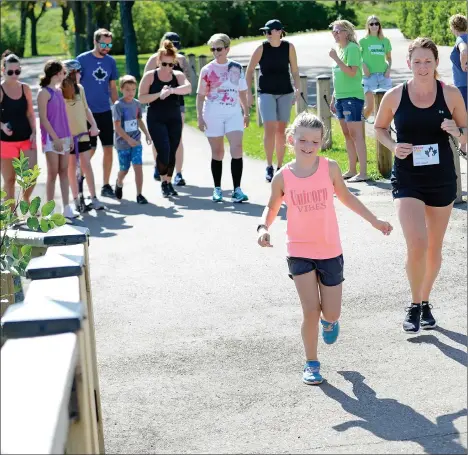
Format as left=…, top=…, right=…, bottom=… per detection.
left=257, top=112, right=393, bottom=385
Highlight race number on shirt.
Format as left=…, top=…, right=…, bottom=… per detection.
left=124, top=119, right=138, bottom=133
left=412, top=143, right=440, bottom=166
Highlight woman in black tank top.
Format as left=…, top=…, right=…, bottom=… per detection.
left=144, top=32, right=190, bottom=186
left=245, top=19, right=301, bottom=182
left=139, top=40, right=191, bottom=198
left=375, top=38, right=467, bottom=334
left=0, top=51, right=37, bottom=203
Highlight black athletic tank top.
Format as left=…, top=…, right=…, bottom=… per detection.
left=0, top=84, right=32, bottom=142
left=147, top=70, right=180, bottom=120
left=258, top=40, right=293, bottom=95
left=392, top=80, right=456, bottom=189
left=173, top=60, right=185, bottom=107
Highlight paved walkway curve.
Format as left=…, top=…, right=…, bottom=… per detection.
left=15, top=32, right=468, bottom=453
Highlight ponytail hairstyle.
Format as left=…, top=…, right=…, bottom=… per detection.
left=156, top=40, right=177, bottom=63
left=286, top=112, right=325, bottom=142
left=408, top=37, right=440, bottom=80
left=1, top=50, right=20, bottom=71
left=39, top=59, right=64, bottom=88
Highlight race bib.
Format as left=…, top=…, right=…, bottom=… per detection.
left=124, top=119, right=138, bottom=133
left=412, top=143, right=439, bottom=167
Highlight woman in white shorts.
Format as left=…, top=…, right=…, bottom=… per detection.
left=197, top=33, right=250, bottom=203
left=359, top=15, right=392, bottom=119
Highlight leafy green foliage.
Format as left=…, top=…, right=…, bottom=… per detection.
left=0, top=152, right=66, bottom=279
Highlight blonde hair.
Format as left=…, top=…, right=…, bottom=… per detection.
left=286, top=112, right=325, bottom=142
left=157, top=40, right=177, bottom=62
left=119, top=74, right=137, bottom=90
left=330, top=20, right=357, bottom=44
left=365, top=15, right=384, bottom=39
left=208, top=33, right=231, bottom=48
left=408, top=37, right=440, bottom=80
left=449, top=14, right=467, bottom=33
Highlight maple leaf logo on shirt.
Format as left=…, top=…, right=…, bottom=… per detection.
left=93, top=66, right=108, bottom=84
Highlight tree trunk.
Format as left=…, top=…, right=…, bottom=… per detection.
left=120, top=0, right=140, bottom=79
left=19, top=3, right=28, bottom=57
left=30, top=19, right=38, bottom=56
left=26, top=1, right=47, bottom=57
left=86, top=1, right=95, bottom=49
left=61, top=4, right=71, bottom=31
left=71, top=1, right=86, bottom=56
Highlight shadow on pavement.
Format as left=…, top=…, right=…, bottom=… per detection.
left=435, top=326, right=468, bottom=347
left=320, top=371, right=467, bottom=454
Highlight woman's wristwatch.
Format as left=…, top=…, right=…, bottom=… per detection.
left=458, top=127, right=464, bottom=138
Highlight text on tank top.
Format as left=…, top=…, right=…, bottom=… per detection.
left=258, top=40, right=293, bottom=95
left=392, top=80, right=456, bottom=188
left=0, top=84, right=32, bottom=142
left=282, top=157, right=342, bottom=260
left=148, top=70, right=180, bottom=119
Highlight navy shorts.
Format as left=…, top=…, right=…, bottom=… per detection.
left=392, top=184, right=457, bottom=208
left=287, top=255, right=344, bottom=286
left=335, top=97, right=364, bottom=122
left=70, top=140, right=92, bottom=155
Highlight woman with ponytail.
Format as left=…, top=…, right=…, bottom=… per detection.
left=37, top=59, right=79, bottom=218
left=0, top=50, right=37, bottom=204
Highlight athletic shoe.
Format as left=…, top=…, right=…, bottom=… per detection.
left=212, top=187, right=223, bottom=202
left=63, top=204, right=79, bottom=219
left=420, top=302, right=437, bottom=329
left=403, top=304, right=421, bottom=334
left=265, top=165, right=274, bottom=182
left=174, top=172, right=186, bottom=186
left=154, top=166, right=161, bottom=181
left=161, top=181, right=170, bottom=198
left=137, top=194, right=148, bottom=204
left=91, top=196, right=104, bottom=210
left=167, top=182, right=178, bottom=196
left=276, top=167, right=281, bottom=173
left=115, top=181, right=123, bottom=200
left=101, top=184, right=115, bottom=198
left=231, top=187, right=249, bottom=203
left=303, top=360, right=323, bottom=385
left=321, top=319, right=340, bottom=345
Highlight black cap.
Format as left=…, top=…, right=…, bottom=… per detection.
left=259, top=19, right=284, bottom=31
left=163, top=32, right=181, bottom=46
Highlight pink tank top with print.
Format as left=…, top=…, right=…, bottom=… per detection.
left=283, top=157, right=342, bottom=259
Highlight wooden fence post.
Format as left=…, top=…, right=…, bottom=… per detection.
left=187, top=53, right=197, bottom=92
left=254, top=67, right=263, bottom=127
left=316, top=75, right=332, bottom=150
left=373, top=89, right=392, bottom=178
left=449, top=138, right=463, bottom=203
left=295, top=73, right=308, bottom=115
left=198, top=55, right=207, bottom=73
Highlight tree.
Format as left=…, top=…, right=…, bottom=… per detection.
left=119, top=1, right=140, bottom=79
left=86, top=1, right=95, bottom=49
left=24, top=1, right=48, bottom=57
left=70, top=0, right=86, bottom=56
left=19, top=2, right=28, bottom=57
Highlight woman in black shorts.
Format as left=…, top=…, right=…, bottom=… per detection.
left=139, top=40, right=191, bottom=198
left=375, top=38, right=467, bottom=334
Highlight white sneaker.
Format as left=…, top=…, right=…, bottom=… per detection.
left=91, top=196, right=104, bottom=210
left=63, top=204, right=80, bottom=219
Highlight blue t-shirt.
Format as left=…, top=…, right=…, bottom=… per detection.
left=450, top=34, right=467, bottom=88
left=76, top=51, right=118, bottom=113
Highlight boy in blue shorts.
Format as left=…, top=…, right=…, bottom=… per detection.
left=112, top=75, right=152, bottom=204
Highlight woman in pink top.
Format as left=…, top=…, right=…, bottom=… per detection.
left=257, top=112, right=392, bottom=385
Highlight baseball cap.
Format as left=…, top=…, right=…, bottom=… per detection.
left=163, top=32, right=181, bottom=48
left=259, top=19, right=284, bottom=31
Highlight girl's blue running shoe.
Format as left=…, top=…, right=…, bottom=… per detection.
left=303, top=360, right=323, bottom=385
left=321, top=319, right=340, bottom=344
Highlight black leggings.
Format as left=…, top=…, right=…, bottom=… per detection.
left=147, top=115, right=182, bottom=177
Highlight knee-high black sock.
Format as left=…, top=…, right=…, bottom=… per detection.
left=211, top=159, right=222, bottom=187
left=231, top=157, right=243, bottom=189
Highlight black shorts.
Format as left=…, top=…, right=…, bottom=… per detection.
left=70, top=140, right=92, bottom=155
left=392, top=184, right=457, bottom=207
left=89, top=110, right=113, bottom=148
left=287, top=255, right=344, bottom=286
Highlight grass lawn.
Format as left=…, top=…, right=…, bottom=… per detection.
left=184, top=95, right=382, bottom=180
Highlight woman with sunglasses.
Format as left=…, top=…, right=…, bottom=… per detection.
left=61, top=59, right=104, bottom=211
left=197, top=33, right=250, bottom=203
left=0, top=51, right=37, bottom=205
left=246, top=19, right=301, bottom=183
left=144, top=32, right=191, bottom=187
left=139, top=40, right=191, bottom=198
left=329, top=20, right=368, bottom=182
left=359, top=15, right=392, bottom=120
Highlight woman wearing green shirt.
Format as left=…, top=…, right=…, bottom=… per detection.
left=330, top=20, right=367, bottom=182
left=360, top=15, right=392, bottom=119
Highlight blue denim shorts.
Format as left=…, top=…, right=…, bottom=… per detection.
left=335, top=97, right=364, bottom=122
left=287, top=255, right=344, bottom=286
left=117, top=145, right=143, bottom=171
left=363, top=73, right=392, bottom=94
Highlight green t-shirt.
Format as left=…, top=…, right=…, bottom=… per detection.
left=332, top=42, right=364, bottom=100
left=359, top=36, right=392, bottom=74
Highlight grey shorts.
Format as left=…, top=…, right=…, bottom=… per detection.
left=287, top=255, right=344, bottom=286
left=258, top=92, right=294, bottom=123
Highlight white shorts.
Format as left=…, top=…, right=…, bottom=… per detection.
left=203, top=111, right=244, bottom=138
left=43, top=136, right=72, bottom=154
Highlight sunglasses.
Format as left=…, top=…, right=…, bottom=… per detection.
left=332, top=29, right=343, bottom=34
left=6, top=69, right=21, bottom=76
left=210, top=47, right=226, bottom=53
left=161, top=62, right=174, bottom=67
left=99, top=42, right=113, bottom=49
left=369, top=22, right=380, bottom=26
left=263, top=29, right=281, bottom=35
